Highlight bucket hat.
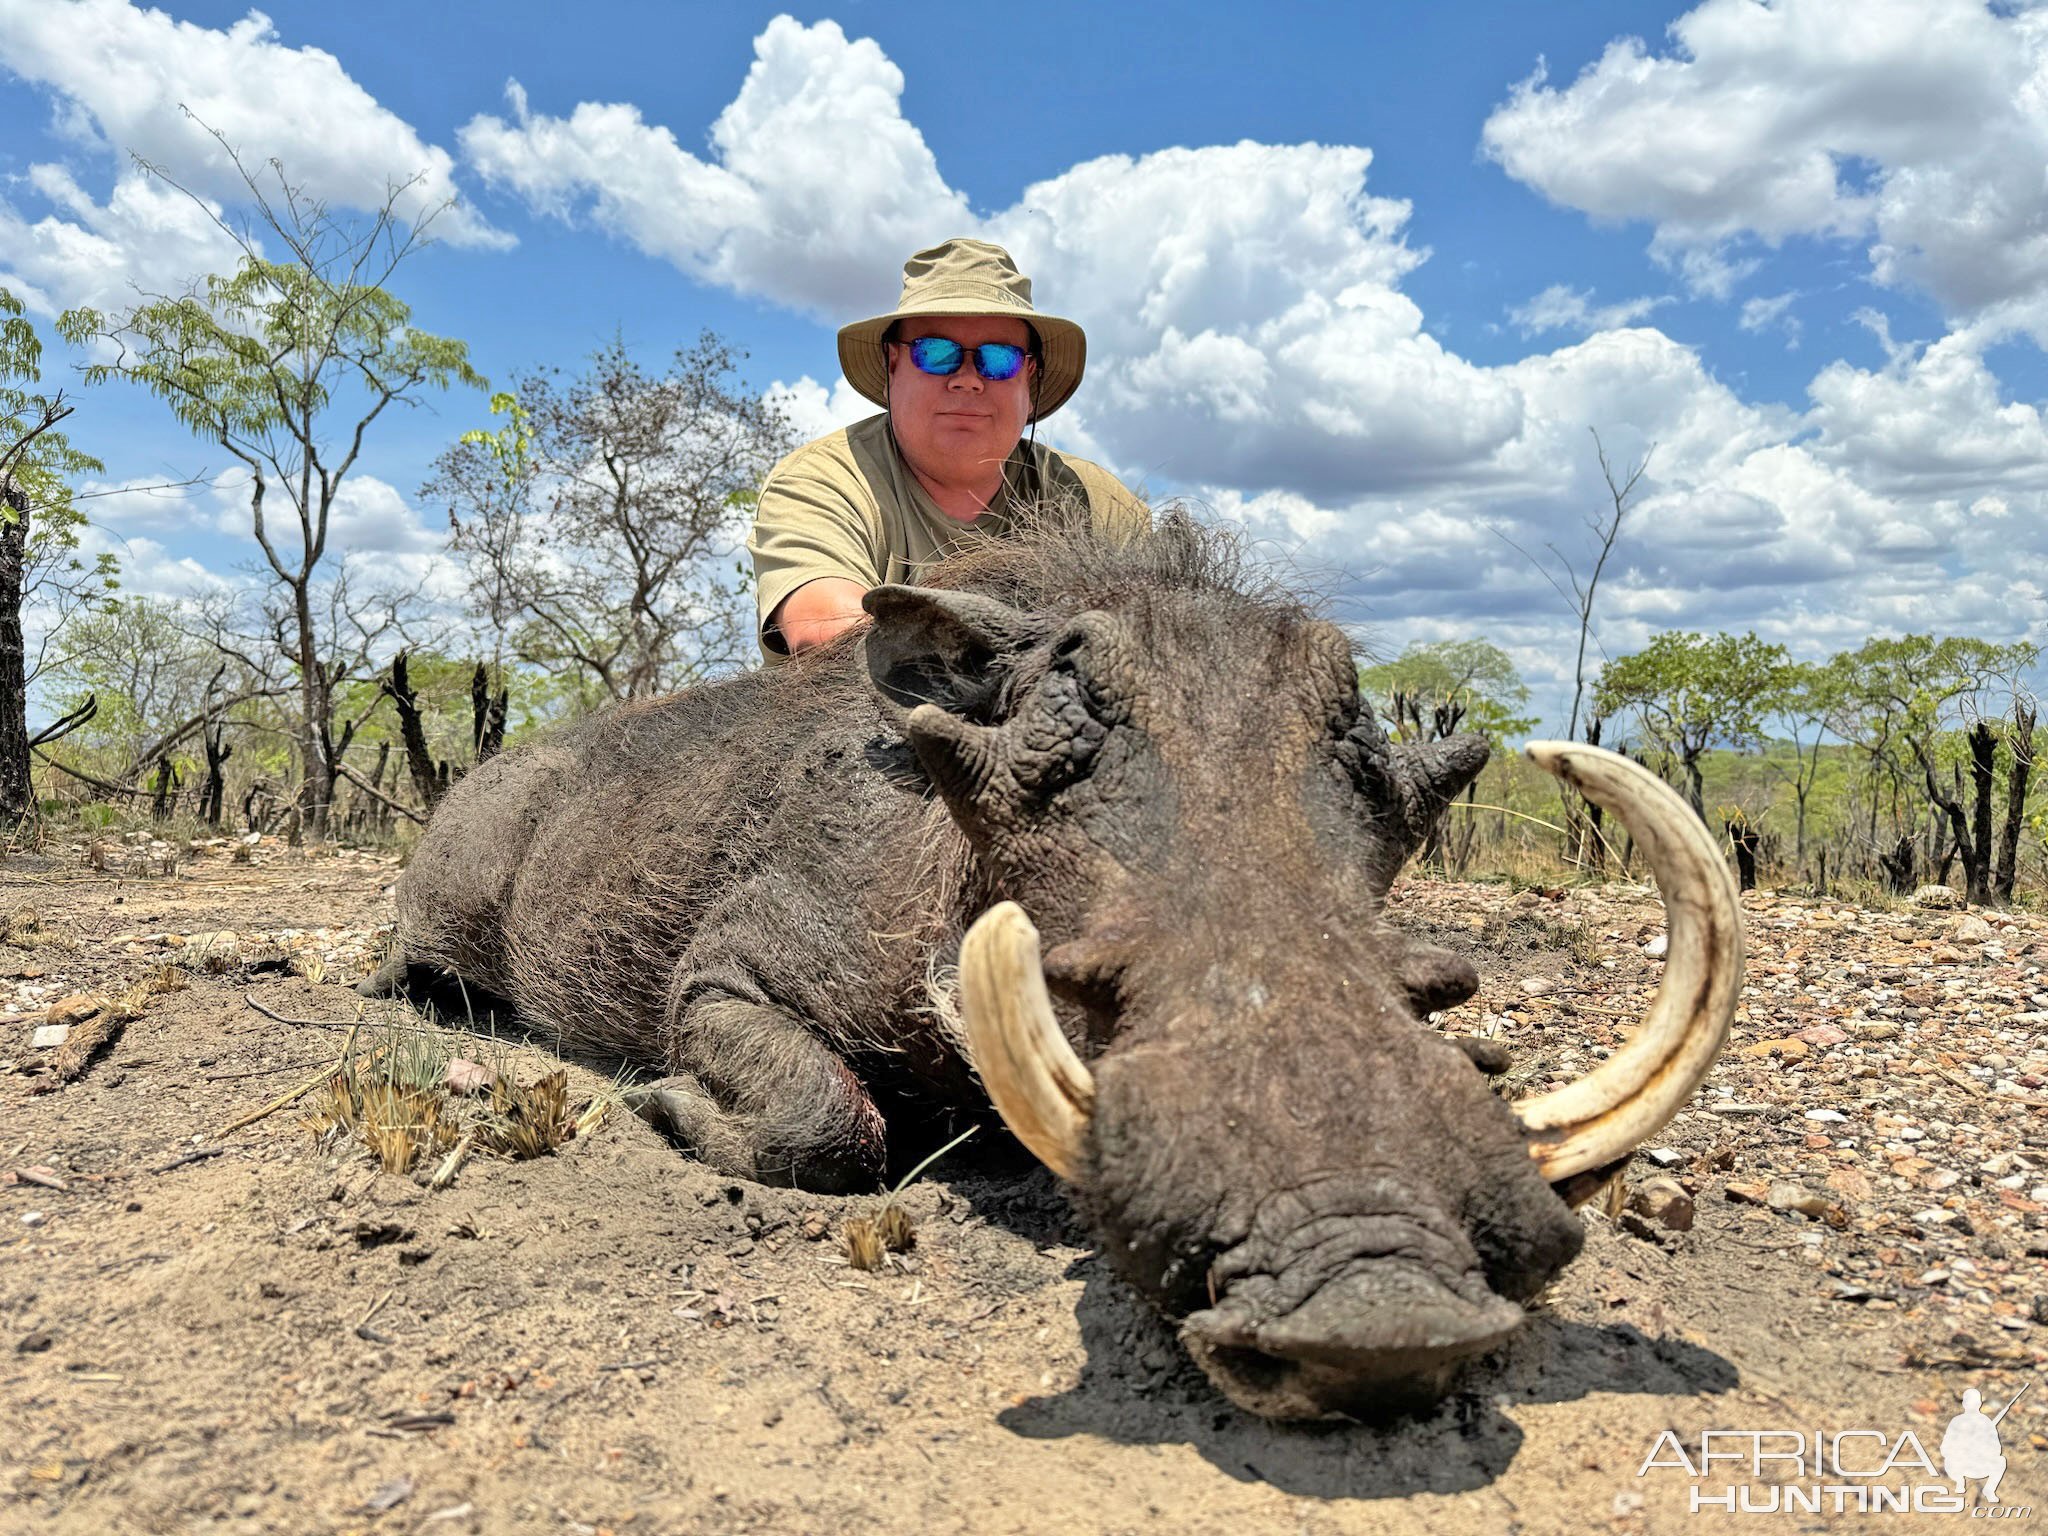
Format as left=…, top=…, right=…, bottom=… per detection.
left=837, top=238, right=1086, bottom=422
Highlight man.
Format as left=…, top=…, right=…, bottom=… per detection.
left=749, top=238, right=1146, bottom=658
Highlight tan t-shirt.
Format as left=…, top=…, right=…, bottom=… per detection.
left=748, top=413, right=1147, bottom=657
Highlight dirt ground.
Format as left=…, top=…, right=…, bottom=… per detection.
left=4, top=838, right=2046, bottom=1534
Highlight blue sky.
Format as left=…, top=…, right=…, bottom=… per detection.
left=4, top=0, right=2046, bottom=727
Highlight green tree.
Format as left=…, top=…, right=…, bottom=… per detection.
left=1760, top=660, right=1838, bottom=867
left=1360, top=637, right=1534, bottom=873
left=1822, top=634, right=2039, bottom=904
left=1, top=286, right=111, bottom=825
left=60, top=150, right=481, bottom=835
left=1594, top=630, right=1791, bottom=821
left=1359, top=637, right=1535, bottom=749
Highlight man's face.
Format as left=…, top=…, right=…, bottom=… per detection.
left=886, top=315, right=1036, bottom=500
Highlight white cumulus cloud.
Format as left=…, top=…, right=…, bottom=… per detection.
left=460, top=17, right=965, bottom=319
left=0, top=0, right=508, bottom=313
left=1480, top=0, right=2048, bottom=337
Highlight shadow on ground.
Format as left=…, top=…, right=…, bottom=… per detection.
left=999, top=1263, right=1739, bottom=1501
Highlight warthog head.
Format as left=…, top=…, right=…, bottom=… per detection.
left=864, top=524, right=1740, bottom=1420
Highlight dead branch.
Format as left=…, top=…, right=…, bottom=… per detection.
left=29, top=694, right=97, bottom=747
left=332, top=760, right=426, bottom=826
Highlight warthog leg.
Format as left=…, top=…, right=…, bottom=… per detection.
left=625, top=1074, right=770, bottom=1183
left=660, top=991, right=889, bottom=1193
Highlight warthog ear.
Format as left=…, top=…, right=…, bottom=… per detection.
left=1392, top=734, right=1490, bottom=835
left=864, top=587, right=1051, bottom=721
left=1345, top=720, right=1490, bottom=858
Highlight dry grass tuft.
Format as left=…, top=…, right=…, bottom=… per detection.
left=475, top=1069, right=576, bottom=1159
left=842, top=1216, right=886, bottom=1272
left=312, top=1074, right=458, bottom=1175
left=841, top=1126, right=976, bottom=1271
left=874, top=1201, right=916, bottom=1254
left=3, top=906, right=73, bottom=953
left=293, top=952, right=328, bottom=986
left=296, top=1021, right=600, bottom=1184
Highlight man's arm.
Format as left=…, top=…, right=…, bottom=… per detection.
left=747, top=428, right=885, bottom=661
left=770, top=577, right=869, bottom=654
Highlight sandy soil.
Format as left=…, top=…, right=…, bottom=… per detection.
left=3, top=841, right=2044, bottom=1534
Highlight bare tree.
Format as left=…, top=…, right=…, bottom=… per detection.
left=427, top=333, right=791, bottom=705
left=60, top=132, right=481, bottom=834
left=1494, top=428, right=1652, bottom=864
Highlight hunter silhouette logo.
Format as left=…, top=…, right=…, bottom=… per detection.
left=1637, top=1382, right=2034, bottom=1517
left=1942, top=1384, right=2027, bottom=1507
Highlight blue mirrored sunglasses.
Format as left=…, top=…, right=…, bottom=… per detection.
left=903, top=336, right=1030, bottom=382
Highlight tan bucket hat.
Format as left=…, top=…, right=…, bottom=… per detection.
left=837, top=238, right=1086, bottom=422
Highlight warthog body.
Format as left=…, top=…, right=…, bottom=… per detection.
left=385, top=516, right=1726, bottom=1418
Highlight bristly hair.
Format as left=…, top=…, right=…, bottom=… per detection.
left=920, top=503, right=1307, bottom=618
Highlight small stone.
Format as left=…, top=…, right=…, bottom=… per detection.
left=1899, top=1126, right=1926, bottom=1142
left=362, top=1478, right=413, bottom=1514
left=1518, top=976, right=1555, bottom=997
left=1953, top=914, right=1994, bottom=942
left=1739, top=1037, right=1809, bottom=1062
left=1643, top=933, right=1669, bottom=958
left=30, top=1024, right=69, bottom=1049
left=1828, top=1280, right=1874, bottom=1303
left=1797, top=1023, right=1850, bottom=1048
left=1644, top=1147, right=1685, bottom=1168
left=1826, top=1167, right=1873, bottom=1200
left=1912, top=1207, right=1957, bottom=1228
left=1767, top=1183, right=1835, bottom=1220
left=16, top=1330, right=52, bottom=1352
left=1626, top=1176, right=1695, bottom=1233
left=443, top=1059, right=496, bottom=1096
left=20, top=1211, right=44, bottom=1227
left=1917, top=1268, right=1951, bottom=1286
left=1804, top=1108, right=1848, bottom=1124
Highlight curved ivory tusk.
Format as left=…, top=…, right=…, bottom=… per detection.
left=1513, top=742, right=1744, bottom=1182
left=959, top=901, right=1096, bottom=1182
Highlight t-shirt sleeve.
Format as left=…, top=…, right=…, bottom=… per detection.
left=1066, top=457, right=1152, bottom=541
left=747, top=442, right=886, bottom=655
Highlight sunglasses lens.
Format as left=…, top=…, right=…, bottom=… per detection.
left=974, top=343, right=1026, bottom=381
left=908, top=337, right=964, bottom=375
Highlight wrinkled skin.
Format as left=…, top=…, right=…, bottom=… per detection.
left=384, top=518, right=1583, bottom=1419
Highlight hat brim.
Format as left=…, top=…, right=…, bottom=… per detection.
left=838, top=306, right=1085, bottom=423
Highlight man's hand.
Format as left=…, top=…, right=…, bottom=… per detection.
left=771, top=577, right=870, bottom=654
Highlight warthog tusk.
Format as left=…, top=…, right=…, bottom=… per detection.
left=1513, top=742, right=1744, bottom=1182
left=959, top=901, right=1096, bottom=1181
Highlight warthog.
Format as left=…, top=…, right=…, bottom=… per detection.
left=376, top=515, right=1740, bottom=1419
